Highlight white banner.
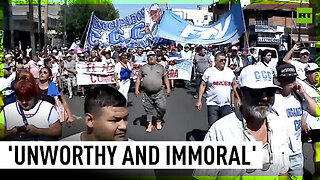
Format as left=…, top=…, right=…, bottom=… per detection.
left=131, top=62, right=147, bottom=81
left=76, top=62, right=116, bottom=85
left=167, top=59, right=193, bottom=81
left=0, top=141, right=262, bottom=169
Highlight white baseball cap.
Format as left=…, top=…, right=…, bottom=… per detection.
left=150, top=4, right=161, bottom=11
left=305, top=63, right=319, bottom=72
left=238, top=65, right=281, bottom=89
left=231, top=46, right=238, bottom=51
left=147, top=51, right=156, bottom=57
left=300, top=49, right=310, bottom=55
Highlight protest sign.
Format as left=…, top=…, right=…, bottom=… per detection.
left=167, top=59, right=193, bottom=81
left=76, top=62, right=116, bottom=85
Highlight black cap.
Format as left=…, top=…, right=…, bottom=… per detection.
left=277, top=63, right=297, bottom=77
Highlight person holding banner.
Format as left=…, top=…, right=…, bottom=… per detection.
left=193, top=65, right=290, bottom=178
left=181, top=44, right=194, bottom=90
left=114, top=53, right=132, bottom=100
left=196, top=52, right=237, bottom=127
left=135, top=51, right=171, bottom=133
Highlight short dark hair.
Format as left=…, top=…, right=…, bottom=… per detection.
left=84, top=85, right=127, bottom=115
left=215, top=52, right=226, bottom=60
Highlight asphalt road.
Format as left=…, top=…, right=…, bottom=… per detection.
left=61, top=83, right=315, bottom=178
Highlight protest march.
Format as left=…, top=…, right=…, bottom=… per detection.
left=0, top=1, right=320, bottom=179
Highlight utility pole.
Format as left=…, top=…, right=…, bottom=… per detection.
left=44, top=0, right=48, bottom=56
left=63, top=0, right=67, bottom=47
left=38, top=0, right=42, bottom=52
left=29, top=0, right=35, bottom=57
left=9, top=3, right=14, bottom=49
left=298, top=0, right=302, bottom=43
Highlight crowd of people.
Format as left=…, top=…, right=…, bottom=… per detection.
left=0, top=41, right=320, bottom=179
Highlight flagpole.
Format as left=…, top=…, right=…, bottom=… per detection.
left=83, top=12, right=94, bottom=50
left=240, top=5, right=250, bottom=48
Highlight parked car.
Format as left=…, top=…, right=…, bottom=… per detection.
left=250, top=47, right=279, bottom=75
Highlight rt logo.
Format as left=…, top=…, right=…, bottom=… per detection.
left=297, top=8, right=313, bottom=23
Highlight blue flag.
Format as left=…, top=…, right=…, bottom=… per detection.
left=157, top=4, right=244, bottom=45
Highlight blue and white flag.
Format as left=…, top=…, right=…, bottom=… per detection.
left=157, top=4, right=244, bottom=45
left=84, top=8, right=156, bottom=50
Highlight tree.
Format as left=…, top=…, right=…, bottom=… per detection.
left=56, top=0, right=119, bottom=46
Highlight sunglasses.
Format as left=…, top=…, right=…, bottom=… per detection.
left=219, top=59, right=226, bottom=62
left=242, top=87, right=276, bottom=98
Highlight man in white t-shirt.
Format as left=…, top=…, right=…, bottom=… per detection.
left=273, top=62, right=318, bottom=179
left=193, top=65, right=290, bottom=178
left=283, top=44, right=311, bottom=80
left=196, top=52, right=237, bottom=127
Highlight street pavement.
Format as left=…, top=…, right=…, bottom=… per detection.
left=62, top=84, right=315, bottom=177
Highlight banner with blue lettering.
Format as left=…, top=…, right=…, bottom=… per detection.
left=84, top=8, right=156, bottom=50
left=167, top=59, right=193, bottom=81
left=156, top=4, right=244, bottom=45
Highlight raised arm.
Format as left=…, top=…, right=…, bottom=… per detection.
left=283, top=44, right=299, bottom=64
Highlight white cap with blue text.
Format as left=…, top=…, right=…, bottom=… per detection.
left=238, top=65, right=281, bottom=89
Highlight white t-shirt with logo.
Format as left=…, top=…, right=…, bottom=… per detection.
left=298, top=79, right=320, bottom=130
left=273, top=91, right=305, bottom=155
left=202, top=66, right=235, bottom=106
left=291, top=60, right=308, bottom=80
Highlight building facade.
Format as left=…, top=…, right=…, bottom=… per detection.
left=4, top=4, right=61, bottom=50
left=243, top=3, right=314, bottom=52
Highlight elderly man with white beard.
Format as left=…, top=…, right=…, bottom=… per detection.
left=193, top=65, right=290, bottom=179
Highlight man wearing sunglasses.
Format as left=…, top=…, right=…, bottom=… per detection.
left=195, top=52, right=237, bottom=128
left=283, top=44, right=311, bottom=80
left=193, top=65, right=290, bottom=177
left=273, top=62, right=318, bottom=180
